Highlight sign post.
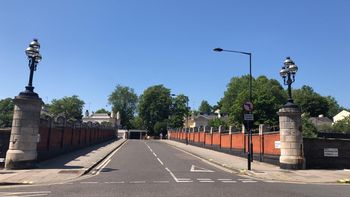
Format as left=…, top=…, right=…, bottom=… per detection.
left=243, top=101, right=254, bottom=170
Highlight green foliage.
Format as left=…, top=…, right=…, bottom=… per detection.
left=0, top=98, right=14, bottom=128
left=301, top=114, right=318, bottom=138
left=168, top=94, right=189, bottom=128
left=101, top=121, right=112, bottom=127
left=153, top=121, right=167, bottom=137
left=95, top=108, right=110, bottom=115
left=220, top=75, right=286, bottom=127
left=208, top=118, right=227, bottom=128
left=198, top=100, right=212, bottom=114
left=292, top=86, right=329, bottom=117
left=47, top=95, right=85, bottom=121
left=138, top=85, right=172, bottom=135
left=333, top=116, right=350, bottom=133
left=324, top=96, right=343, bottom=117
left=108, top=85, right=138, bottom=130
left=130, top=116, right=145, bottom=130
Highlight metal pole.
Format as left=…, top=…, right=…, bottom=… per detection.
left=186, top=98, right=189, bottom=145
left=248, top=53, right=252, bottom=170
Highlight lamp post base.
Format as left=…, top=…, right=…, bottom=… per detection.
left=19, top=86, right=39, bottom=98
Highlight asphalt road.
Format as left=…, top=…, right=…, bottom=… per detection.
left=0, top=140, right=349, bottom=197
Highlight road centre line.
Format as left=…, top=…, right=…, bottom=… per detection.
left=157, top=158, right=164, bottom=165
left=130, top=181, right=146, bottom=184
left=222, top=180, right=237, bottom=183
left=153, top=152, right=157, bottom=157
left=242, top=180, right=258, bottom=183
left=218, top=179, right=232, bottom=181
left=80, top=182, right=98, bottom=184
left=165, top=167, right=179, bottom=182
left=197, top=178, right=212, bottom=181
left=153, top=181, right=170, bottom=183
left=199, top=180, right=215, bottom=183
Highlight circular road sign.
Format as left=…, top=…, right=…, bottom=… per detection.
left=243, top=101, right=254, bottom=112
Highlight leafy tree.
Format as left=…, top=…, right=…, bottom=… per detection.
left=198, top=100, right=212, bottom=114
left=292, top=85, right=329, bottom=117
left=220, top=75, right=286, bottom=127
left=301, top=114, right=318, bottom=138
left=108, top=85, right=138, bottom=130
left=138, top=85, right=172, bottom=135
left=324, top=96, right=343, bottom=118
left=95, top=108, right=110, bottom=115
left=208, top=118, right=227, bottom=128
left=168, top=94, right=189, bottom=128
left=153, top=121, right=167, bottom=137
left=47, top=95, right=85, bottom=121
left=0, top=98, right=14, bottom=128
left=333, top=116, right=350, bottom=133
left=130, top=116, right=145, bottom=130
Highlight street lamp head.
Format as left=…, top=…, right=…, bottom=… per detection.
left=288, top=64, right=298, bottom=74
left=25, top=46, right=37, bottom=58
left=35, top=53, right=42, bottom=63
left=29, top=39, right=40, bottom=50
left=284, top=57, right=295, bottom=67
left=213, top=48, right=223, bottom=52
left=279, top=67, right=288, bottom=78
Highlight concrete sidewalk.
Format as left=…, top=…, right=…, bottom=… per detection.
left=0, top=139, right=126, bottom=186
left=162, top=140, right=350, bottom=184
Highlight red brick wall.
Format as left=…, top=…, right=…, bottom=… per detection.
left=169, top=130, right=280, bottom=156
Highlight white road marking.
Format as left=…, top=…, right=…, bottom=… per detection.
left=238, top=179, right=252, bottom=181
left=190, top=165, right=214, bottom=173
left=153, top=152, right=157, bottom=157
left=177, top=180, right=193, bottom=183
left=0, top=191, right=51, bottom=196
left=197, top=178, right=212, bottom=181
left=199, top=180, right=215, bottom=183
left=80, top=182, right=98, bottom=184
left=109, top=181, right=125, bottom=184
left=165, top=167, right=181, bottom=182
left=96, top=159, right=111, bottom=175
left=242, top=180, right=258, bottom=183
left=222, top=180, right=237, bottom=183
left=153, top=181, right=170, bottom=183
left=218, top=179, right=232, bottom=181
left=130, top=181, right=146, bottom=184
left=157, top=158, right=164, bottom=165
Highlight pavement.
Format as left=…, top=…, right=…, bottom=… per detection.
left=0, top=139, right=126, bottom=186
left=162, top=140, right=350, bottom=184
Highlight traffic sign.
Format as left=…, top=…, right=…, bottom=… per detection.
left=243, top=102, right=253, bottom=112
left=244, top=113, right=254, bottom=121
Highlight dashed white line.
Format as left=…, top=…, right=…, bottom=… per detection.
left=242, top=180, right=258, bottom=183
left=218, top=179, right=232, bottom=181
left=222, top=180, right=237, bottom=183
left=197, top=178, right=212, bottom=181
left=153, top=181, right=170, bottom=183
left=153, top=152, right=157, bottom=157
left=199, top=180, right=215, bottom=183
left=157, top=158, right=164, bottom=165
left=130, top=181, right=146, bottom=184
left=80, top=182, right=98, bottom=184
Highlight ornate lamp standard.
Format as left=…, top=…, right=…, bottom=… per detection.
left=279, top=57, right=298, bottom=107
left=5, top=39, right=43, bottom=169
left=277, top=56, right=304, bottom=169
left=213, top=47, right=253, bottom=170
left=19, top=39, right=42, bottom=97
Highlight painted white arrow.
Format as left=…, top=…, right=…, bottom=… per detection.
left=190, top=165, right=214, bottom=172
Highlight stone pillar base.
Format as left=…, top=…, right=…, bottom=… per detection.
left=280, top=156, right=304, bottom=169
left=5, top=150, right=37, bottom=169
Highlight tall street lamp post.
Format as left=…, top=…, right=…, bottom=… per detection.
left=19, top=39, right=42, bottom=98
left=279, top=57, right=298, bottom=107
left=213, top=47, right=253, bottom=170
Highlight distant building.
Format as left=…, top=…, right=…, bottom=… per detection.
left=185, top=110, right=228, bottom=128
left=309, top=115, right=333, bottom=131
left=333, top=110, right=350, bottom=123
left=82, top=110, right=120, bottom=127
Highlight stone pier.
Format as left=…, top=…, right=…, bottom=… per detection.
left=5, top=95, right=42, bottom=169
left=278, top=106, right=304, bottom=169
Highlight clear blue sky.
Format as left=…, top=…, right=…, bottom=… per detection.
left=0, top=0, right=349, bottom=112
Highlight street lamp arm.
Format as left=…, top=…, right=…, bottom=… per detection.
left=213, top=48, right=251, bottom=56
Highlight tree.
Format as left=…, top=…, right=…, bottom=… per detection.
left=333, top=116, right=350, bottom=133
left=95, top=108, right=110, bottom=115
left=301, top=114, right=318, bottom=138
left=130, top=116, right=145, bottom=130
left=153, top=121, right=167, bottom=137
left=220, top=75, right=286, bottom=127
left=208, top=118, right=227, bottom=129
left=324, top=96, right=343, bottom=118
left=108, top=85, right=138, bottom=130
left=168, top=94, right=189, bottom=128
left=138, top=85, right=172, bottom=135
left=0, top=98, right=14, bottom=128
left=198, top=100, right=212, bottom=114
left=292, top=85, right=329, bottom=117
left=47, top=95, right=85, bottom=121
